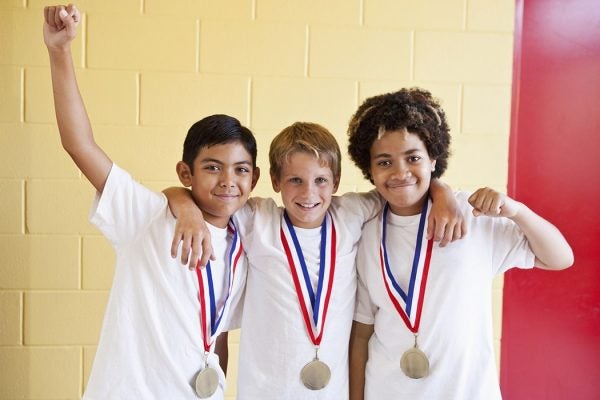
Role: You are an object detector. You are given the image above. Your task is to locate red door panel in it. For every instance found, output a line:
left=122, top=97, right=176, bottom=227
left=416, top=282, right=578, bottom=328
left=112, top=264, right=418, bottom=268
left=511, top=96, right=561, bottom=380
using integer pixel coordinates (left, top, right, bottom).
left=502, top=0, right=600, bottom=399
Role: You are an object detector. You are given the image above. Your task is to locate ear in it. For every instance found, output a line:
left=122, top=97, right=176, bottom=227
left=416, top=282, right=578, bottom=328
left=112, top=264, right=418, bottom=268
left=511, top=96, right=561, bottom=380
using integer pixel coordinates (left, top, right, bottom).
left=251, top=167, right=261, bottom=190
left=176, top=161, right=193, bottom=187
left=271, top=171, right=281, bottom=193
left=431, top=159, right=437, bottom=173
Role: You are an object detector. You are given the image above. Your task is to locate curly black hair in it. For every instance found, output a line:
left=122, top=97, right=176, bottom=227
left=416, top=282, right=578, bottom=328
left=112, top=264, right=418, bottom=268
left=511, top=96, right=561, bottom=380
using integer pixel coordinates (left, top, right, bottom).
left=347, top=87, right=450, bottom=183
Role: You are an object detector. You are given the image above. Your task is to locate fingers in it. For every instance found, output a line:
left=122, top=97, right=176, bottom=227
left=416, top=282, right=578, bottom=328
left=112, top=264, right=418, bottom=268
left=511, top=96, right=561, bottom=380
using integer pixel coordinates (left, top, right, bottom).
left=469, top=187, right=504, bottom=217
left=170, top=231, right=181, bottom=259
left=44, top=6, right=58, bottom=28
left=171, top=221, right=216, bottom=271
left=44, top=4, right=80, bottom=34
left=55, top=6, right=65, bottom=27
left=66, top=4, right=81, bottom=23
left=426, top=213, right=434, bottom=241
left=197, top=234, right=214, bottom=271
left=64, top=4, right=81, bottom=29
left=428, top=215, right=467, bottom=247
left=170, top=228, right=193, bottom=267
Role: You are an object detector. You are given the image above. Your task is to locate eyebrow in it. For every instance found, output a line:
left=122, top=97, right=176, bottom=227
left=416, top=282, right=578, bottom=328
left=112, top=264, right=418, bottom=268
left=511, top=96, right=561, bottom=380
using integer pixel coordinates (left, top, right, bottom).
left=372, top=148, right=422, bottom=159
left=199, top=158, right=252, bottom=166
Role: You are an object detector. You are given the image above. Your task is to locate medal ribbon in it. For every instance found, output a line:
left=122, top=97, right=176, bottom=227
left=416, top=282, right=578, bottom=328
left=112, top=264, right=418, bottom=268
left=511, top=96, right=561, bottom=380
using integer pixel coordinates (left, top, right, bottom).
left=380, top=199, right=433, bottom=334
left=280, top=212, right=336, bottom=345
left=196, top=220, right=243, bottom=352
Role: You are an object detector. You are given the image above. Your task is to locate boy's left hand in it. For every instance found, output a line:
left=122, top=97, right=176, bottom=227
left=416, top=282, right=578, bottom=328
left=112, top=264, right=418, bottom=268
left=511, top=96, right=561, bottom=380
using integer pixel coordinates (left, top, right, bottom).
left=468, top=187, right=522, bottom=218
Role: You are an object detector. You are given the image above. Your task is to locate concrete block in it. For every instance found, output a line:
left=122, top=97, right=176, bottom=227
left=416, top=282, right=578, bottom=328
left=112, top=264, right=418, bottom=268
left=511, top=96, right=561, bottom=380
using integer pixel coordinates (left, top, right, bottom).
left=310, top=26, right=412, bottom=80
left=0, top=346, right=81, bottom=399
left=24, top=291, right=108, bottom=345
left=0, top=234, right=80, bottom=289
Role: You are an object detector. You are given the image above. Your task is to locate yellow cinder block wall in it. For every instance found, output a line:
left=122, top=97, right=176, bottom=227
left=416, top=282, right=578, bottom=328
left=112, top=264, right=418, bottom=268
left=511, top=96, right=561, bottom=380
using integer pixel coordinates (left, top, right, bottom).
left=0, top=0, right=515, bottom=398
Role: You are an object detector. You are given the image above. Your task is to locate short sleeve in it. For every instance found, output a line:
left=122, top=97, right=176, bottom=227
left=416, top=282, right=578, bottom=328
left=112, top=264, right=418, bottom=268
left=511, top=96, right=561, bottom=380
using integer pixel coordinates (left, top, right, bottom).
left=354, top=265, right=377, bottom=325
left=336, top=190, right=383, bottom=226
left=490, top=218, right=536, bottom=274
left=89, top=164, right=167, bottom=247
left=353, top=220, right=379, bottom=325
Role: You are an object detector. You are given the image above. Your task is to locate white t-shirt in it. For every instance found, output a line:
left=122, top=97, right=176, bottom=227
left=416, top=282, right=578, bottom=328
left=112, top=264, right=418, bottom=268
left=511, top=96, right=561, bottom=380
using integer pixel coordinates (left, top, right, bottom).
left=83, top=164, right=246, bottom=400
left=232, top=192, right=381, bottom=400
left=354, top=192, right=535, bottom=400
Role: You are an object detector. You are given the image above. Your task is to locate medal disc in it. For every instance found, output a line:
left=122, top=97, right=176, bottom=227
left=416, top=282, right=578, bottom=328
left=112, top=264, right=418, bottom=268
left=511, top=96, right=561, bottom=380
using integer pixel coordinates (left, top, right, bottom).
left=194, top=366, right=219, bottom=398
left=400, top=347, right=429, bottom=379
left=300, top=359, right=331, bottom=390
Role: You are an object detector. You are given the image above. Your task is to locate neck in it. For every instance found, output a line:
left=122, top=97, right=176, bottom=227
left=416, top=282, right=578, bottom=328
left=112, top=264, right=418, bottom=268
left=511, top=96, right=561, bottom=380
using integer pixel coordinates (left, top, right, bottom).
left=202, top=213, right=229, bottom=229
left=388, top=194, right=428, bottom=216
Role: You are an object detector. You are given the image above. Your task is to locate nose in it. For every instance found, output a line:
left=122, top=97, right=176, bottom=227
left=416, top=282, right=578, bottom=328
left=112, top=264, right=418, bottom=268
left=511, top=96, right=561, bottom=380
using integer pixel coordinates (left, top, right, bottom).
left=219, top=170, right=235, bottom=187
left=391, top=161, right=411, bottom=179
left=298, top=181, right=314, bottom=196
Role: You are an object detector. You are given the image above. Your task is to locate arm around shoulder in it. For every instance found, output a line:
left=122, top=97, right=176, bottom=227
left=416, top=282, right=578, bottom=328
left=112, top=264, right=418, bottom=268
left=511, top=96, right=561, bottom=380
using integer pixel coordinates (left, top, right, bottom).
left=428, top=179, right=467, bottom=246
left=163, top=186, right=214, bottom=270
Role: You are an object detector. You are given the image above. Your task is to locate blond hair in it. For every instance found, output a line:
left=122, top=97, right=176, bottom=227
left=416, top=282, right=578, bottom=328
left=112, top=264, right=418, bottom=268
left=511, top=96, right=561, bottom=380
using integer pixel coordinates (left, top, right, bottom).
left=269, top=122, right=341, bottom=181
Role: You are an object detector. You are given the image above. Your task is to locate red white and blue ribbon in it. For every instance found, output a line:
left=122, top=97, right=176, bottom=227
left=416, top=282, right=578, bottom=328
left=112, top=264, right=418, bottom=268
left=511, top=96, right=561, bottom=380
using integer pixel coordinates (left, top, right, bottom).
left=280, top=212, right=337, bottom=346
left=380, top=200, right=433, bottom=334
left=196, top=220, right=243, bottom=353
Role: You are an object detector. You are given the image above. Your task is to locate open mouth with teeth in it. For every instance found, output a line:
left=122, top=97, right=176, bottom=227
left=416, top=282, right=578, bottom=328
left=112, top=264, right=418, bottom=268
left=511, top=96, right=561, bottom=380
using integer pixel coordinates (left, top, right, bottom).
left=297, top=202, right=320, bottom=209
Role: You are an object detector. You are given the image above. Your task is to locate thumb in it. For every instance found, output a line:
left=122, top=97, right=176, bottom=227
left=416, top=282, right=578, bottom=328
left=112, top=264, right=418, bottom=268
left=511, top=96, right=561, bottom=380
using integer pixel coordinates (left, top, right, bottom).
left=59, top=6, right=80, bottom=37
left=426, top=214, right=434, bottom=240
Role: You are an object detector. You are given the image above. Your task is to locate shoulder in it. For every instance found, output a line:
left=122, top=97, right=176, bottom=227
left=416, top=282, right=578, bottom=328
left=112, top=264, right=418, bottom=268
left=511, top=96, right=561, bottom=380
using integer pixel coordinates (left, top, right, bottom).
left=100, top=163, right=166, bottom=206
left=234, top=196, right=282, bottom=227
left=330, top=190, right=383, bottom=221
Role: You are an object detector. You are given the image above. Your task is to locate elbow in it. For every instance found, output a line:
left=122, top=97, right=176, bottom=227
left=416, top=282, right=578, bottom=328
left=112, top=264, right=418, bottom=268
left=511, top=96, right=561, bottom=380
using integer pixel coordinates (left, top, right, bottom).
left=560, top=249, right=575, bottom=270
left=538, top=249, right=575, bottom=271
left=61, top=138, right=77, bottom=156
left=558, top=245, right=575, bottom=270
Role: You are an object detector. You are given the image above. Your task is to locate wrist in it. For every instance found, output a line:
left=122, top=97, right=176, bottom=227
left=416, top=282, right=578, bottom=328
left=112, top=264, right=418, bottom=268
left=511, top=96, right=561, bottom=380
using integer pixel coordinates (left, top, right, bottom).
left=507, top=201, right=526, bottom=220
left=47, top=45, right=73, bottom=56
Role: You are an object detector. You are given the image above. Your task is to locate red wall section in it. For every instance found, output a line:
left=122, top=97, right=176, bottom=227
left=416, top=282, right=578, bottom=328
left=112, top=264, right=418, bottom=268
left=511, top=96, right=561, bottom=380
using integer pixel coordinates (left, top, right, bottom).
left=502, top=0, right=600, bottom=398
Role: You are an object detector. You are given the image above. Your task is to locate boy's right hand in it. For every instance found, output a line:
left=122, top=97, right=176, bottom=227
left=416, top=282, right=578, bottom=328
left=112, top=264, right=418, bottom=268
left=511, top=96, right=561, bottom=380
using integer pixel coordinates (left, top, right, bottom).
left=43, top=4, right=80, bottom=51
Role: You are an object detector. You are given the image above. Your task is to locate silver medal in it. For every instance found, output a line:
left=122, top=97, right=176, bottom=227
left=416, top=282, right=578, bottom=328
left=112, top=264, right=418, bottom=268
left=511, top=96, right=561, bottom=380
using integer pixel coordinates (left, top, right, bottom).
left=194, top=366, right=219, bottom=398
left=300, top=358, right=331, bottom=390
left=400, top=334, right=429, bottom=379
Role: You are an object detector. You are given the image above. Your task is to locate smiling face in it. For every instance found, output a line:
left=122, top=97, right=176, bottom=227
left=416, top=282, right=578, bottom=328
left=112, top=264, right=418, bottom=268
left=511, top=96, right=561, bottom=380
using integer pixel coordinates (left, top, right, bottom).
left=369, top=129, right=436, bottom=216
left=177, top=141, right=259, bottom=228
left=271, top=151, right=339, bottom=229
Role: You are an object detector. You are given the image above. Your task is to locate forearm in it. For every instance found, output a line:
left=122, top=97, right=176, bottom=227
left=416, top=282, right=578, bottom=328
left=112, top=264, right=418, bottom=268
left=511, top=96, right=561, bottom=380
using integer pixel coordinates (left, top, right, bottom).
left=163, top=186, right=199, bottom=218
left=429, top=178, right=452, bottom=200
left=349, top=322, right=372, bottom=400
left=511, top=204, right=574, bottom=270
left=215, top=332, right=229, bottom=375
left=48, top=48, right=111, bottom=191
